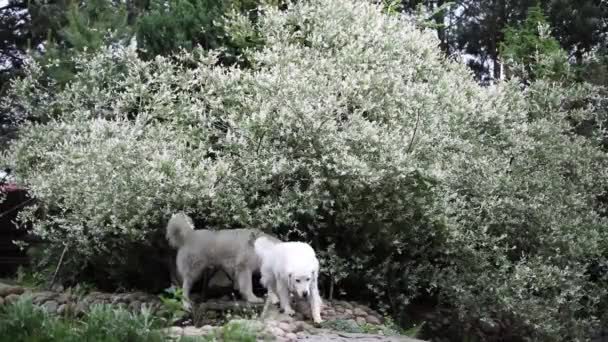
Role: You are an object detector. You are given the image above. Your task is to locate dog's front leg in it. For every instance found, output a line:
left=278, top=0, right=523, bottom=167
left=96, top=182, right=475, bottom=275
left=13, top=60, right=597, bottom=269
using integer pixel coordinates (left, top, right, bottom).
left=276, top=278, right=295, bottom=316
left=310, top=274, right=323, bottom=324
left=237, top=268, right=263, bottom=303
left=267, top=289, right=280, bottom=305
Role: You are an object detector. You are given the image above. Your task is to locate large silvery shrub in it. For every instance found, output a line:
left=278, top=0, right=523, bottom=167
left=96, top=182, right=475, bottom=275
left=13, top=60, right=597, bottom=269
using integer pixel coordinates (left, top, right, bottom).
left=3, top=0, right=608, bottom=340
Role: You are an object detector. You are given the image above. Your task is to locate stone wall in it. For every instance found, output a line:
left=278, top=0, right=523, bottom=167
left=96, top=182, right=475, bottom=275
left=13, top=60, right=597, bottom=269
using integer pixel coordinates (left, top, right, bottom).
left=0, top=282, right=426, bottom=342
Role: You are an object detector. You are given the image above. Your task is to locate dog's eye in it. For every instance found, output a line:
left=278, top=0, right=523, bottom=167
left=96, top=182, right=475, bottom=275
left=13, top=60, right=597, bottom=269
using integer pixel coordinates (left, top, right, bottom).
left=296, top=279, right=300, bottom=283
left=306, top=278, right=310, bottom=281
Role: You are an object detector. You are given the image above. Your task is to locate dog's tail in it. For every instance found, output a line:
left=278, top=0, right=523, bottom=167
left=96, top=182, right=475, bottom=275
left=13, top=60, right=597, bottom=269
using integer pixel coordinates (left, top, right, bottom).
left=166, top=212, right=194, bottom=249
left=254, top=236, right=277, bottom=261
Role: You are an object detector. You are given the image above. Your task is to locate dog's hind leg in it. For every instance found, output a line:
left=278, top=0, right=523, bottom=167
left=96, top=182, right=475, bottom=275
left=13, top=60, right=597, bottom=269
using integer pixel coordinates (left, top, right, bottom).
left=236, top=267, right=263, bottom=303
left=182, top=276, right=194, bottom=312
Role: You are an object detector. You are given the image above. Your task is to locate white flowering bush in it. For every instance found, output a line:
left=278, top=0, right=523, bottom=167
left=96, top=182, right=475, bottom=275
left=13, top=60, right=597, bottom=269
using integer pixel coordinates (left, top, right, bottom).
left=4, top=0, right=608, bottom=340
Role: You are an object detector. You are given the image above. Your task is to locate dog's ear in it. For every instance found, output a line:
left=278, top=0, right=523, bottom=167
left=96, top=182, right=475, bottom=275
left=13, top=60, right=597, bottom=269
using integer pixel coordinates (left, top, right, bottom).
left=311, top=270, right=319, bottom=289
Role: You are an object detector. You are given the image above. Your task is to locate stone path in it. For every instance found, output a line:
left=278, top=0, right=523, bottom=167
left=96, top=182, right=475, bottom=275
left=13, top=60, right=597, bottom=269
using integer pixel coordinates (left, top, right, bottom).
left=299, top=331, right=424, bottom=341
left=0, top=282, right=426, bottom=341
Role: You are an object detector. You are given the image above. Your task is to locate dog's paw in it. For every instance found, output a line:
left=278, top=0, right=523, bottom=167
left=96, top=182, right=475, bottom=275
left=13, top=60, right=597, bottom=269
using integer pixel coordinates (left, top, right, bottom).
left=284, top=307, right=296, bottom=316
left=182, top=300, right=193, bottom=312
left=268, top=293, right=280, bottom=305
left=247, top=296, right=264, bottom=304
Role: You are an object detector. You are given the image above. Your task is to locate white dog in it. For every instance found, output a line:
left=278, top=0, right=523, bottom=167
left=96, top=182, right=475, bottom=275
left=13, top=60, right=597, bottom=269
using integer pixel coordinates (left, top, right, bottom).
left=166, top=213, right=280, bottom=311
left=255, top=237, right=323, bottom=324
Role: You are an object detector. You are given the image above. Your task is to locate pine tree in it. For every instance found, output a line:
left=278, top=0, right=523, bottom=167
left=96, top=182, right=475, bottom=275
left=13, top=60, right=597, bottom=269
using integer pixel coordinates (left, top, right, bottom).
left=499, top=4, right=570, bottom=83
left=136, top=0, right=261, bottom=61
left=37, top=0, right=133, bottom=87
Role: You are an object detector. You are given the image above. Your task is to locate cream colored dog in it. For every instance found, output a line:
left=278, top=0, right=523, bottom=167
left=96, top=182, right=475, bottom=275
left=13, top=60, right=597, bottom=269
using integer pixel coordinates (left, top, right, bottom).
left=255, top=237, right=323, bottom=324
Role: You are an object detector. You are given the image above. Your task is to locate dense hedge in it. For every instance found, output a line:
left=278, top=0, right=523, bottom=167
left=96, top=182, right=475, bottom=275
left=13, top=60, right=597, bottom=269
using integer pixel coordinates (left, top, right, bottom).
left=3, top=1, right=608, bottom=340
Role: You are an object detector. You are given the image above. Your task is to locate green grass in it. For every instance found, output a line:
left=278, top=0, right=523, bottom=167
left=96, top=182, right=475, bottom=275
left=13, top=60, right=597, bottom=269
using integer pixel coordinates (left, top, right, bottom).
left=215, top=320, right=264, bottom=342
left=0, top=296, right=206, bottom=342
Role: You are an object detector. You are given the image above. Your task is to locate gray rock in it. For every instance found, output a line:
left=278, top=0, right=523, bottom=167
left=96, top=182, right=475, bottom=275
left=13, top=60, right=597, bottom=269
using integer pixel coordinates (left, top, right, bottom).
left=324, top=309, right=336, bottom=317
left=270, top=327, right=285, bottom=337
left=354, top=308, right=368, bottom=317
left=284, top=332, right=298, bottom=341
left=183, top=326, right=204, bottom=336
left=129, top=300, right=142, bottom=311
left=56, top=293, right=71, bottom=304
left=340, top=301, right=353, bottom=309
left=130, top=291, right=150, bottom=302
left=293, top=321, right=306, bottom=333
left=51, top=284, right=64, bottom=292
left=356, top=317, right=367, bottom=325
left=366, top=315, right=382, bottom=325
left=297, top=331, right=427, bottom=341
left=32, top=291, right=55, bottom=304
left=0, top=284, right=24, bottom=297
left=278, top=322, right=292, bottom=332
left=43, top=300, right=59, bottom=314
left=111, top=296, right=124, bottom=305
left=89, top=291, right=105, bottom=298
left=166, top=326, right=183, bottom=338
left=5, top=293, right=20, bottom=304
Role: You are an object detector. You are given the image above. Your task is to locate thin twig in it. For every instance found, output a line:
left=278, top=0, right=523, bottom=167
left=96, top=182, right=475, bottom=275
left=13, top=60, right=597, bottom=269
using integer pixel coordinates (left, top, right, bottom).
left=255, top=131, right=266, bottom=154
left=49, top=244, right=68, bottom=289
left=406, top=110, right=421, bottom=154
left=0, top=197, right=35, bottom=219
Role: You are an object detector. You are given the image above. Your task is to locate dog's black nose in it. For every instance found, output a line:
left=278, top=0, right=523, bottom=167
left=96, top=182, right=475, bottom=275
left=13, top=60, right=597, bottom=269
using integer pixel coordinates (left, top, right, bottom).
left=302, top=291, right=308, bottom=298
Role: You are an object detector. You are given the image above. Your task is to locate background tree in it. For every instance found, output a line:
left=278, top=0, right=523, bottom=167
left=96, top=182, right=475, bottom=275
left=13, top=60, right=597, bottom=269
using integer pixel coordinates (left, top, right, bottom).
left=38, top=0, right=133, bottom=87
left=396, top=0, right=608, bottom=83
left=499, top=4, right=570, bottom=83
left=544, top=0, right=607, bottom=64
left=136, top=0, right=266, bottom=63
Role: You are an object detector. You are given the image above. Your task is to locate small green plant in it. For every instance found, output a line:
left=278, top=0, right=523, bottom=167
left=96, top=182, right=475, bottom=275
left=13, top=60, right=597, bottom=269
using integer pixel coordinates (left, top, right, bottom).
left=214, top=320, right=264, bottom=342
left=402, top=322, right=425, bottom=338
left=158, top=285, right=187, bottom=323
left=320, top=317, right=418, bottom=336
left=15, top=266, right=45, bottom=288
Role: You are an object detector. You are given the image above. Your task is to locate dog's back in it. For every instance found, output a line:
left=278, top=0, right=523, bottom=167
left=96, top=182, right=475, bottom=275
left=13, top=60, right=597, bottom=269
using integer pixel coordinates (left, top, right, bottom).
left=184, top=228, right=258, bottom=266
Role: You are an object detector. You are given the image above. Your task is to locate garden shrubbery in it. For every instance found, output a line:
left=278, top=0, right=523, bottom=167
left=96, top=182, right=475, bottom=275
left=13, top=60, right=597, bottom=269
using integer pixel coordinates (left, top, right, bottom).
left=2, top=0, right=607, bottom=340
